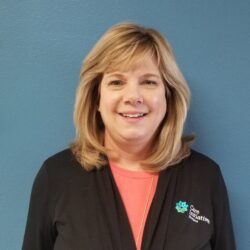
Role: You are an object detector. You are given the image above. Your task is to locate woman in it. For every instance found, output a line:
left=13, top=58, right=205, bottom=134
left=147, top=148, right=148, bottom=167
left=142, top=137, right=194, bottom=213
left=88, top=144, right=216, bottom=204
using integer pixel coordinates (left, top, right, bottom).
left=22, top=22, right=236, bottom=250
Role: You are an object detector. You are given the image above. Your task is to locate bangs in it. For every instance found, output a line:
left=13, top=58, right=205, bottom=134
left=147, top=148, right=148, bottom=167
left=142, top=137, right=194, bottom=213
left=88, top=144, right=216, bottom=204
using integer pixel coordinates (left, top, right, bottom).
left=103, top=42, right=160, bottom=73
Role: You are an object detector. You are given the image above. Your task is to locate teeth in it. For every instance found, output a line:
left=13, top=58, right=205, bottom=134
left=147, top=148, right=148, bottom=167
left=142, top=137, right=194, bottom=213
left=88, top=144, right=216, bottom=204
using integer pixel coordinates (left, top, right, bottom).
left=122, top=113, right=144, bottom=118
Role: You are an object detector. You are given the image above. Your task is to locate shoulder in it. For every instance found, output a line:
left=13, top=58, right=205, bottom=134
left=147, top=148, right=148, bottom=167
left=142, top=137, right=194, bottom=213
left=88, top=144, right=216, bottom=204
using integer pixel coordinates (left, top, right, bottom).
left=44, top=148, right=79, bottom=167
left=34, top=148, right=91, bottom=195
left=185, top=149, right=221, bottom=174
left=188, top=149, right=218, bottom=166
left=42, top=148, right=86, bottom=176
left=177, top=149, right=224, bottom=187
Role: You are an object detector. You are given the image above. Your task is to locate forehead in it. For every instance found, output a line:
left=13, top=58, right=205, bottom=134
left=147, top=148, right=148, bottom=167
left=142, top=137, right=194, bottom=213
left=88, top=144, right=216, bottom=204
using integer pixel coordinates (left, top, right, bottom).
left=105, top=52, right=160, bottom=75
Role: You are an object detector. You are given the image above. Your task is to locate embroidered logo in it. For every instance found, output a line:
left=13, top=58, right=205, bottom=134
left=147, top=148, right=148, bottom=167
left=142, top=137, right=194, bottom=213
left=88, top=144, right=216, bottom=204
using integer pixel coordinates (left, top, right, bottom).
left=175, top=201, right=189, bottom=213
left=175, top=201, right=210, bottom=224
left=188, top=205, right=210, bottom=224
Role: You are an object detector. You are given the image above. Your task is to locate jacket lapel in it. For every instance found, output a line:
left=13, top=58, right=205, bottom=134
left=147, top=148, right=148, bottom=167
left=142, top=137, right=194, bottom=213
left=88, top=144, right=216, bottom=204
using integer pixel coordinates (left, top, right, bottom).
left=142, top=164, right=180, bottom=250
left=96, top=165, right=136, bottom=250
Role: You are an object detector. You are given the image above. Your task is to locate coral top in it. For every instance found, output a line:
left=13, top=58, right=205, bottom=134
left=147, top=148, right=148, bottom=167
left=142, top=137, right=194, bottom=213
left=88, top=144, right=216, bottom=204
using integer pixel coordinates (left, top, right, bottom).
left=109, top=162, right=159, bottom=250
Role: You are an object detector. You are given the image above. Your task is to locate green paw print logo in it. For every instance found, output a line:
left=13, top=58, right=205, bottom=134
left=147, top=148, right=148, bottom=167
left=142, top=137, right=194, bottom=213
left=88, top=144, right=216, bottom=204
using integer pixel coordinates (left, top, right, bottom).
left=175, top=201, right=189, bottom=213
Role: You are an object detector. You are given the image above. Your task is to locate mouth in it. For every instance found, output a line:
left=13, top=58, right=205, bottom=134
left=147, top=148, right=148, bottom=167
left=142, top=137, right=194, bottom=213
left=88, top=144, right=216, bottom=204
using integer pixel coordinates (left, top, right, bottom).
left=119, top=113, right=147, bottom=118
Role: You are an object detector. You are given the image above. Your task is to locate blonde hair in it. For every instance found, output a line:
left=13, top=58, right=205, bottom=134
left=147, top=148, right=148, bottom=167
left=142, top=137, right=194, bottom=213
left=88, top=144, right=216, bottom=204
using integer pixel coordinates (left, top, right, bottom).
left=70, top=22, right=194, bottom=172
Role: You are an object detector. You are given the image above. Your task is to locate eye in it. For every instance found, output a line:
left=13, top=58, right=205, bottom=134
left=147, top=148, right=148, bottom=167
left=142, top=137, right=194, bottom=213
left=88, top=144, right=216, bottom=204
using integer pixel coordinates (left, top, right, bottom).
left=143, top=80, right=157, bottom=85
left=108, top=80, right=123, bottom=86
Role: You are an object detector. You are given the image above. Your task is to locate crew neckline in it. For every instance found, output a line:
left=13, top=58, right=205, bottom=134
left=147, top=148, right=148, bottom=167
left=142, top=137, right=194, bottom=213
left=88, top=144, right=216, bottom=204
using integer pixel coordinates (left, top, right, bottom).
left=109, top=161, right=158, bottom=179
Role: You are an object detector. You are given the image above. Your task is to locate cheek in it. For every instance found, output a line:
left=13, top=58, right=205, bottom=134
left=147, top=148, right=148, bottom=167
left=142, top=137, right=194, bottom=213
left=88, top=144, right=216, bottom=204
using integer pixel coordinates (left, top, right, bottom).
left=151, top=93, right=167, bottom=112
left=99, top=93, right=119, bottom=113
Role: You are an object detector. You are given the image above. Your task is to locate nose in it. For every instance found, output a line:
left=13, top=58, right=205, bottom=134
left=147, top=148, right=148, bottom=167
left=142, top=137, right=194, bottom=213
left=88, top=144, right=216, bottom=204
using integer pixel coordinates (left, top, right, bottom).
left=126, top=96, right=143, bottom=105
left=123, top=83, right=143, bottom=105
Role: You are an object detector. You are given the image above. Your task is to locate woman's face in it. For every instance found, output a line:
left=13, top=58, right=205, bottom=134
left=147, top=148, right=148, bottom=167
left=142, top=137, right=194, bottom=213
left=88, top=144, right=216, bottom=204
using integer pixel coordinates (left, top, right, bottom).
left=98, top=54, right=167, bottom=150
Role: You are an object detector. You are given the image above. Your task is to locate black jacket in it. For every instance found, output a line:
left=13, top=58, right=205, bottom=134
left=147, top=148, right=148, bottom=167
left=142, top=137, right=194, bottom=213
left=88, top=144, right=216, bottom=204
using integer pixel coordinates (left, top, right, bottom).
left=22, top=149, right=236, bottom=250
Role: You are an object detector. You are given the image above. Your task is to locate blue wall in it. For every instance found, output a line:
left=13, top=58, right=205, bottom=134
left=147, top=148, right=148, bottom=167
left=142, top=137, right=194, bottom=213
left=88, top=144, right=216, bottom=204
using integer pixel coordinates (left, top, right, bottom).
left=1, top=0, right=249, bottom=249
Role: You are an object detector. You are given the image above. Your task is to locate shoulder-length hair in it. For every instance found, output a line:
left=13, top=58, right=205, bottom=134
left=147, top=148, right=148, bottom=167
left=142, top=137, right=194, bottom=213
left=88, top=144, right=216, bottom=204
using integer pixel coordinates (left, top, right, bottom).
left=70, top=22, right=194, bottom=172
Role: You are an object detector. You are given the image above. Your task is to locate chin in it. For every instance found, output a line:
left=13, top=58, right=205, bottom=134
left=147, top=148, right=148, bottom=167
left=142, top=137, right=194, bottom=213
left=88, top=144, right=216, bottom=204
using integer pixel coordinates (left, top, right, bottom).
left=121, top=133, right=148, bottom=142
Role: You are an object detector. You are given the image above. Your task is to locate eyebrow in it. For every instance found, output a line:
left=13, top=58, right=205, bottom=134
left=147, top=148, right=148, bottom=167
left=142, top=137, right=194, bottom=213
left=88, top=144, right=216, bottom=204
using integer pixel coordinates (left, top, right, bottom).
left=141, top=73, right=161, bottom=78
left=105, top=72, right=161, bottom=78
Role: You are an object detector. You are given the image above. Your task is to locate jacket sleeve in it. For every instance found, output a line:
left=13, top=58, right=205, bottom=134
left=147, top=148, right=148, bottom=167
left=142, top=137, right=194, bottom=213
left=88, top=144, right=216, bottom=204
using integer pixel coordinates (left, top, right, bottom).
left=211, top=166, right=236, bottom=250
left=22, top=163, right=56, bottom=250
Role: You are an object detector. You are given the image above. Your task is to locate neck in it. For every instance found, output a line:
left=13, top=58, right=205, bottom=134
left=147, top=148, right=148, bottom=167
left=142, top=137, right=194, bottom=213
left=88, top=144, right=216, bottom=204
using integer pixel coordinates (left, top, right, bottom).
left=104, top=134, right=152, bottom=171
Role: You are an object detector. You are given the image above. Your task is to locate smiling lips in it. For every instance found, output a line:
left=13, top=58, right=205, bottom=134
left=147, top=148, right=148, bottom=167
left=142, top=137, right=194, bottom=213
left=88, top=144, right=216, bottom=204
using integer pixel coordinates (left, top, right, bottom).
left=119, top=112, right=147, bottom=118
